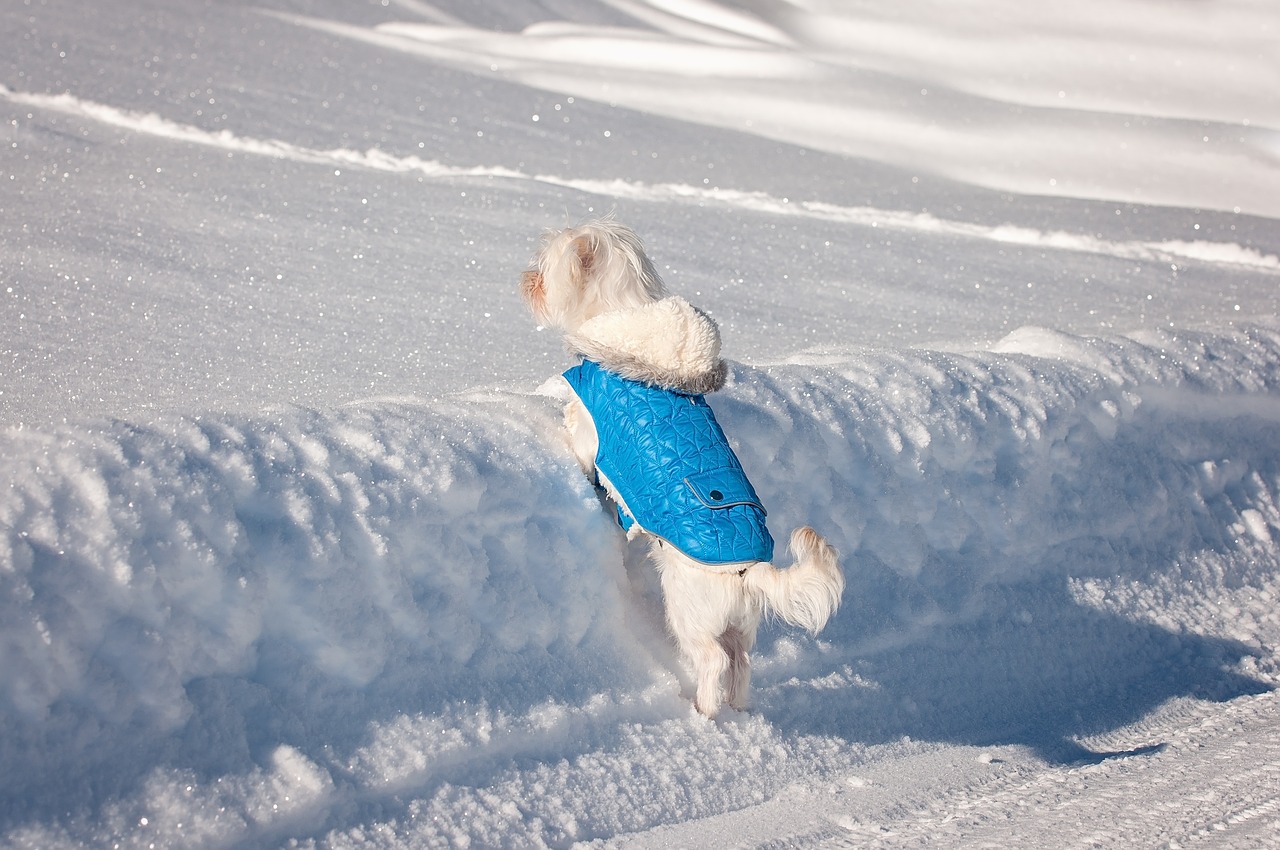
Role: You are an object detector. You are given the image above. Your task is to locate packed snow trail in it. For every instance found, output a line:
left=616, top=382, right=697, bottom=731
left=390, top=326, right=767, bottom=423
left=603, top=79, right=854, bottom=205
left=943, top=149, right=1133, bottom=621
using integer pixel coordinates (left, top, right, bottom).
left=623, top=691, right=1280, bottom=849
left=818, top=690, right=1280, bottom=849
left=2, top=324, right=1278, bottom=847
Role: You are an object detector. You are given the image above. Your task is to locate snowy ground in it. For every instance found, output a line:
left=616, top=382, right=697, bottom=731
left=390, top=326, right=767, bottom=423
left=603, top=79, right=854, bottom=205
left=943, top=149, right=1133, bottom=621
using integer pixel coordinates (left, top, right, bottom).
left=2, top=0, right=1279, bottom=847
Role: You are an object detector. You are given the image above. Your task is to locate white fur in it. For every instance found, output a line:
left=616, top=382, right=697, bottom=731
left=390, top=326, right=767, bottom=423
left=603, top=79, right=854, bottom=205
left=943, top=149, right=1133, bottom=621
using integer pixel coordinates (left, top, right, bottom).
left=523, top=218, right=845, bottom=718
left=522, top=217, right=669, bottom=331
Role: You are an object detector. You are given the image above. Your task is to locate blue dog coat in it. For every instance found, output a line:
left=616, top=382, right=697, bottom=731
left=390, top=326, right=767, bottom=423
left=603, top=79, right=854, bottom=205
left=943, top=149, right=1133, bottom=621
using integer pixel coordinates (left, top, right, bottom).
left=564, top=358, right=774, bottom=567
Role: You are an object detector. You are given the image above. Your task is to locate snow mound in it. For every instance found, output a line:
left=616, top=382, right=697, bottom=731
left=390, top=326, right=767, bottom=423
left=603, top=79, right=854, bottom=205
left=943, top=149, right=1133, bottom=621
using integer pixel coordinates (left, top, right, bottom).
left=0, top=397, right=637, bottom=812
left=2, top=325, right=1279, bottom=846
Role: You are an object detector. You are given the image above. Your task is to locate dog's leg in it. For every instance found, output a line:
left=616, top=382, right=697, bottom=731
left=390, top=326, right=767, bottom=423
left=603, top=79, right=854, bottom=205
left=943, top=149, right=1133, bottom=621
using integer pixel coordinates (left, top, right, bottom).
left=665, top=600, right=729, bottom=717
left=563, top=399, right=599, bottom=479
left=721, top=625, right=755, bottom=712
left=655, top=544, right=740, bottom=717
left=690, top=636, right=731, bottom=718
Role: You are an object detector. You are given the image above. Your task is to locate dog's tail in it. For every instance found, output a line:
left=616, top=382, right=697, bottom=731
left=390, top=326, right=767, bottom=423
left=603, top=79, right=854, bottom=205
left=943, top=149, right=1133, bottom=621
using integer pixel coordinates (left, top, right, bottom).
left=742, top=527, right=844, bottom=634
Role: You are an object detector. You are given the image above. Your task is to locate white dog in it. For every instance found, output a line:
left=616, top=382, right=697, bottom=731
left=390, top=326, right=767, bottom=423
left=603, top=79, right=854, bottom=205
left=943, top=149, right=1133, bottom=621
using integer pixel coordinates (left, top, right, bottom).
left=521, top=218, right=844, bottom=718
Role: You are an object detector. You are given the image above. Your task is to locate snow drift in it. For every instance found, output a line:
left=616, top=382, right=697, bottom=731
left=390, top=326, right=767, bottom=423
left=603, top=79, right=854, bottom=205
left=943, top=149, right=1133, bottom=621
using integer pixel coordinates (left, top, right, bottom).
left=3, top=323, right=1278, bottom=847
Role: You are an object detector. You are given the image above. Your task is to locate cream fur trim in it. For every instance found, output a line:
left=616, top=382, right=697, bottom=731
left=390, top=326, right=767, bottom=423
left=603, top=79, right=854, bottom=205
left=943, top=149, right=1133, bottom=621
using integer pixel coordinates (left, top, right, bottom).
left=565, top=297, right=727, bottom=394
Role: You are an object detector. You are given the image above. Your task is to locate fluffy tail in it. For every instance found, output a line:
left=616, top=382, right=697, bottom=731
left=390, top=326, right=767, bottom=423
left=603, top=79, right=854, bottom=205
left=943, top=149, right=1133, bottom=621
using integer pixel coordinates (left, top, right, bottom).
left=743, top=527, right=844, bottom=634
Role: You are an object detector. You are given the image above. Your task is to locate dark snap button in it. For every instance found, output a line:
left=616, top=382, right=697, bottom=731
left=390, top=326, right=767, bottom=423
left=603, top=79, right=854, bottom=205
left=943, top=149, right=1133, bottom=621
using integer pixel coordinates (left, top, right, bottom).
left=709, top=489, right=724, bottom=501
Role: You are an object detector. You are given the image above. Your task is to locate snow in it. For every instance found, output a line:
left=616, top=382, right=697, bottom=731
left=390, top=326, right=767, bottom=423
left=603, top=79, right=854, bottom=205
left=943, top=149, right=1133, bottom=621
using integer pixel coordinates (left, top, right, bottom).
left=1, top=0, right=1279, bottom=847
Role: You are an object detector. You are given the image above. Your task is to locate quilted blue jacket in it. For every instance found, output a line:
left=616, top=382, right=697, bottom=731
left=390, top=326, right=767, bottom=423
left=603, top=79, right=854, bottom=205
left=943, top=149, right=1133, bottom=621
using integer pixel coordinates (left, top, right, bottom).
left=563, top=358, right=775, bottom=566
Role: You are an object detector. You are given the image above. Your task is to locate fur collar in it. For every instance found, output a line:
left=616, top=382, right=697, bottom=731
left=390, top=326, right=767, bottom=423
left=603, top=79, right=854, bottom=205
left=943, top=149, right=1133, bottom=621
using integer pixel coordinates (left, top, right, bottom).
left=565, top=296, right=728, bottom=394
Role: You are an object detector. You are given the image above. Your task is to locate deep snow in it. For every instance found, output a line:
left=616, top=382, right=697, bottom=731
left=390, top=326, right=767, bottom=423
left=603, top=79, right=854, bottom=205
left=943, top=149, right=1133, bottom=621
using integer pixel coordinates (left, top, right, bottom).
left=2, top=0, right=1279, bottom=847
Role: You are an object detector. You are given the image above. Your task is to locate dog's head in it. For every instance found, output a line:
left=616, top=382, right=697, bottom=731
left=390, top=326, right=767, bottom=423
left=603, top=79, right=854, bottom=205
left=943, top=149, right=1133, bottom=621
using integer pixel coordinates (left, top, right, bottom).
left=520, top=218, right=669, bottom=332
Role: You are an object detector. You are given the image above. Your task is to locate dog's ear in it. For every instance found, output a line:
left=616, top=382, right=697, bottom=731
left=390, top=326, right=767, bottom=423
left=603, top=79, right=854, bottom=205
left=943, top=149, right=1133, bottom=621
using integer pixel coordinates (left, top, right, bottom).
left=571, top=234, right=596, bottom=284
left=520, top=270, right=545, bottom=310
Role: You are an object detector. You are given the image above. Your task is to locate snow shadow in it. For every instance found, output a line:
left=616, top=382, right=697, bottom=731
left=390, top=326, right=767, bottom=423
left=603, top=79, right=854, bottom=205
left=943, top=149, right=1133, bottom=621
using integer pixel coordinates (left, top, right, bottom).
left=763, top=575, right=1270, bottom=763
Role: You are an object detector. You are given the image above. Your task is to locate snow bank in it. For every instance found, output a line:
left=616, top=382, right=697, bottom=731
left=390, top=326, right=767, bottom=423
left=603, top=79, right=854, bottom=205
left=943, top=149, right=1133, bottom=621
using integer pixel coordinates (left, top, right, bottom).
left=2, top=324, right=1278, bottom=846
left=0, top=396, right=637, bottom=816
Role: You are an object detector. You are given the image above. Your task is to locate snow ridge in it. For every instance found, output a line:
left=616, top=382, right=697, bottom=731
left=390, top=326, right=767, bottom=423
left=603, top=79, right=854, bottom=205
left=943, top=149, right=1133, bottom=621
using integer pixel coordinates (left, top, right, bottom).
left=4, top=82, right=1276, bottom=275
left=2, top=325, right=1278, bottom=847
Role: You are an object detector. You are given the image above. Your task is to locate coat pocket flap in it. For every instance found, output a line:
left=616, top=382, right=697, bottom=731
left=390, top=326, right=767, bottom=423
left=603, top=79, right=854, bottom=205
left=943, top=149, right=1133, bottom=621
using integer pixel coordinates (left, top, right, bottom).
left=683, top=469, right=766, bottom=512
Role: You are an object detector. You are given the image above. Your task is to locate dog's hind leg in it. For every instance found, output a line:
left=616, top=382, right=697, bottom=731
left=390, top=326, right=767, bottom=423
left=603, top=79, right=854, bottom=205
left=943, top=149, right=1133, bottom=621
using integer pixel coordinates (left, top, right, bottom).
left=658, top=570, right=728, bottom=717
left=721, top=626, right=753, bottom=711
left=654, top=545, right=741, bottom=717
left=686, top=634, right=730, bottom=718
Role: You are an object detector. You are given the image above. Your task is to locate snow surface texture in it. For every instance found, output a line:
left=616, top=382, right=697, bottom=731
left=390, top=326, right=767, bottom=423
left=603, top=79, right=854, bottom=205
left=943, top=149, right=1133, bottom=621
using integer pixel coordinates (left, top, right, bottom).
left=2, top=0, right=1279, bottom=847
